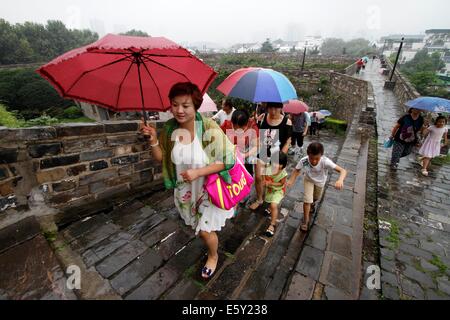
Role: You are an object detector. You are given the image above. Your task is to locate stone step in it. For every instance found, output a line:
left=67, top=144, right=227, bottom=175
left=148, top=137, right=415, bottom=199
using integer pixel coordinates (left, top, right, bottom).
left=160, top=207, right=268, bottom=300
left=194, top=221, right=270, bottom=300
left=237, top=220, right=299, bottom=299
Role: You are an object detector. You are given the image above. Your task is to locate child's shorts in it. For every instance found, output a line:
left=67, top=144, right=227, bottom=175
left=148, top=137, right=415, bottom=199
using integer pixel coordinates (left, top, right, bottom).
left=303, top=178, right=324, bottom=204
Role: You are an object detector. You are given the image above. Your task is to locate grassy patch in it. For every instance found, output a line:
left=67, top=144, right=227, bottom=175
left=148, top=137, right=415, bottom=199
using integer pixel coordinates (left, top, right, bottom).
left=183, top=264, right=197, bottom=279
left=224, top=252, right=236, bottom=261
left=192, top=279, right=208, bottom=292
left=429, top=255, right=448, bottom=274
left=0, top=104, right=24, bottom=127
left=324, top=117, right=347, bottom=136
left=431, top=154, right=450, bottom=166
left=386, top=219, right=400, bottom=249
left=43, top=230, right=58, bottom=243
left=56, top=116, right=96, bottom=123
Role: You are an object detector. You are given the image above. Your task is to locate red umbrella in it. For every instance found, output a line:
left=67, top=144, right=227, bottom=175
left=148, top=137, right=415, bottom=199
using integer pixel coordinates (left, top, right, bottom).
left=283, top=99, right=309, bottom=114
left=37, top=34, right=217, bottom=122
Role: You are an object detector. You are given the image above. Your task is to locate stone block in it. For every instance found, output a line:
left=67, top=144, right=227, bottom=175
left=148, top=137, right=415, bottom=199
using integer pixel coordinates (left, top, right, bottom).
left=52, top=179, right=77, bottom=192
left=295, top=245, right=324, bottom=281
left=324, top=286, right=352, bottom=300
left=0, top=195, right=17, bottom=211
left=36, top=168, right=66, bottom=184
left=0, top=216, right=41, bottom=253
left=27, top=143, right=61, bottom=158
left=78, top=169, right=118, bottom=186
left=66, top=164, right=87, bottom=176
left=63, top=137, right=107, bottom=153
left=49, top=186, right=89, bottom=204
left=96, top=240, right=148, bottom=278
left=80, top=149, right=114, bottom=162
left=285, top=273, right=316, bottom=300
left=133, top=160, right=154, bottom=172
left=104, top=121, right=139, bottom=133
left=118, top=165, right=133, bottom=176
left=321, top=252, right=353, bottom=295
left=40, top=154, right=80, bottom=169
left=15, top=127, right=57, bottom=141
left=0, top=148, right=18, bottom=164
left=328, top=231, right=352, bottom=259
left=111, top=154, right=139, bottom=166
left=0, top=181, right=14, bottom=196
left=95, top=184, right=130, bottom=200
left=0, top=167, right=8, bottom=180
left=89, top=181, right=108, bottom=194
left=107, top=135, right=139, bottom=147
left=400, top=277, right=425, bottom=299
left=89, top=160, right=109, bottom=171
left=56, top=123, right=104, bottom=137
left=114, top=145, right=133, bottom=156
left=110, top=248, right=163, bottom=296
left=305, top=225, right=327, bottom=251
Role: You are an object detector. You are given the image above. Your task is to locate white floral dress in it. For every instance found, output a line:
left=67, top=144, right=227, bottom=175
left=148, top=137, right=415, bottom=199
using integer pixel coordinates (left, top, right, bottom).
left=171, top=135, right=234, bottom=235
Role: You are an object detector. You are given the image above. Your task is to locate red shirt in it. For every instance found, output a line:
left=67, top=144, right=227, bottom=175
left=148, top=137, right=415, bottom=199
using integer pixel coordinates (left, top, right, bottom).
left=220, top=119, right=259, bottom=154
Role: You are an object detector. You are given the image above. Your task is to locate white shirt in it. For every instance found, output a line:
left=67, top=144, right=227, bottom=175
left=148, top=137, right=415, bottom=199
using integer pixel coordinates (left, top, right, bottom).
left=295, top=156, right=337, bottom=187
left=212, top=108, right=235, bottom=125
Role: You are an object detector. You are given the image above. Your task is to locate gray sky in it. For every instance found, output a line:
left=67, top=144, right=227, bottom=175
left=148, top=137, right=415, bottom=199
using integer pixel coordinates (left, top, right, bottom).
left=2, top=0, right=449, bottom=46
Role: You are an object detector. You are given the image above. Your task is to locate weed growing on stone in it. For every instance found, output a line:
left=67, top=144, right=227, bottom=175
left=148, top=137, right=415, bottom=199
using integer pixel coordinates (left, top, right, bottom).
left=224, top=252, right=236, bottom=261
left=43, top=230, right=57, bottom=242
left=431, top=154, right=450, bottom=166
left=386, top=219, right=400, bottom=249
left=429, top=255, right=447, bottom=275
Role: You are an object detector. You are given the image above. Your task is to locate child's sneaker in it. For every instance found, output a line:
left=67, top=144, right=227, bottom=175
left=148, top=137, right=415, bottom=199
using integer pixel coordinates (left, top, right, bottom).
left=421, top=169, right=428, bottom=176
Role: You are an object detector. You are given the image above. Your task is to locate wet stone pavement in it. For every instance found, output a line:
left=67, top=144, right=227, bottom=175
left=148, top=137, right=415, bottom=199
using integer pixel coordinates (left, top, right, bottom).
left=53, top=132, right=344, bottom=300
left=361, top=60, right=450, bottom=300
left=0, top=216, right=77, bottom=300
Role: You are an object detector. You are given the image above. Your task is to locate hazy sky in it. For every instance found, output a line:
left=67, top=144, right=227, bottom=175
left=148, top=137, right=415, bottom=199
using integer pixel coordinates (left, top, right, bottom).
left=2, top=0, right=449, bottom=46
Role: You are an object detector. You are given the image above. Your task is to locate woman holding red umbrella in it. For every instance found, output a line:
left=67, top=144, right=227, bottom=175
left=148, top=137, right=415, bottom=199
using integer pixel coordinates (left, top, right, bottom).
left=141, top=82, right=236, bottom=279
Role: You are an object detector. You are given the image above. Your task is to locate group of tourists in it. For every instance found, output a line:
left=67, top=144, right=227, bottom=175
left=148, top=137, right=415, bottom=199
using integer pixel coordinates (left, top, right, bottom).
left=140, top=82, right=348, bottom=279
left=388, top=108, right=449, bottom=176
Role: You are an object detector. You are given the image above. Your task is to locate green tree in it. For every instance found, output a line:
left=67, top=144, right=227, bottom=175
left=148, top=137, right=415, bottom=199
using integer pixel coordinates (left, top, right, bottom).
left=345, top=38, right=372, bottom=56
left=261, top=38, right=277, bottom=52
left=0, top=68, right=72, bottom=119
left=0, top=19, right=34, bottom=64
left=402, top=49, right=445, bottom=73
left=120, top=29, right=149, bottom=37
left=320, top=38, right=346, bottom=56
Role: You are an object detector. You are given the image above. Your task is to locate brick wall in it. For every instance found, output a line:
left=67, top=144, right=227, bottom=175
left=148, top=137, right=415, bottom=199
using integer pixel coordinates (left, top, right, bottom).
left=0, top=121, right=163, bottom=221
left=280, top=70, right=368, bottom=124
left=384, top=59, right=420, bottom=109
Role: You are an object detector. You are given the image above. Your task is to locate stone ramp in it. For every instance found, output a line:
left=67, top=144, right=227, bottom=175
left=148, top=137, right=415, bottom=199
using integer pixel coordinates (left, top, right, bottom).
left=363, top=60, right=450, bottom=299
left=0, top=216, right=77, bottom=300
left=56, top=132, right=344, bottom=300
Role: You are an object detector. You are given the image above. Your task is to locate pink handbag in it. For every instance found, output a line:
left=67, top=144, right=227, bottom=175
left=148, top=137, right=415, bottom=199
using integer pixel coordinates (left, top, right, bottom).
left=204, top=151, right=254, bottom=210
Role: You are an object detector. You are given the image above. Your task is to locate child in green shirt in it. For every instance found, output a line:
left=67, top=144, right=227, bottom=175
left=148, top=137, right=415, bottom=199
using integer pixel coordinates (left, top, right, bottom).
left=264, top=152, right=288, bottom=237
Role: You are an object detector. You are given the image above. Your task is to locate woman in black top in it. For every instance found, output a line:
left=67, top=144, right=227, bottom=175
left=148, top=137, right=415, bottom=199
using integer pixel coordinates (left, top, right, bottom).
left=248, top=102, right=292, bottom=210
left=389, top=107, right=426, bottom=169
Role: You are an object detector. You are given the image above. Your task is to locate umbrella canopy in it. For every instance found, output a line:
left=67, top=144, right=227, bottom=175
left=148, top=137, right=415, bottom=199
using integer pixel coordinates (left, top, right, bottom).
left=198, top=93, right=217, bottom=113
left=405, top=96, right=450, bottom=113
left=283, top=99, right=309, bottom=114
left=309, top=111, right=326, bottom=120
left=318, top=109, right=332, bottom=117
left=37, top=34, right=217, bottom=119
left=217, top=67, right=297, bottom=103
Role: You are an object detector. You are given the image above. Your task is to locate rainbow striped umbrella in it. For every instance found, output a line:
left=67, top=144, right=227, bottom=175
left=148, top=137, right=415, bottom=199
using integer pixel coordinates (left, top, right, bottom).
left=217, top=67, right=297, bottom=103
